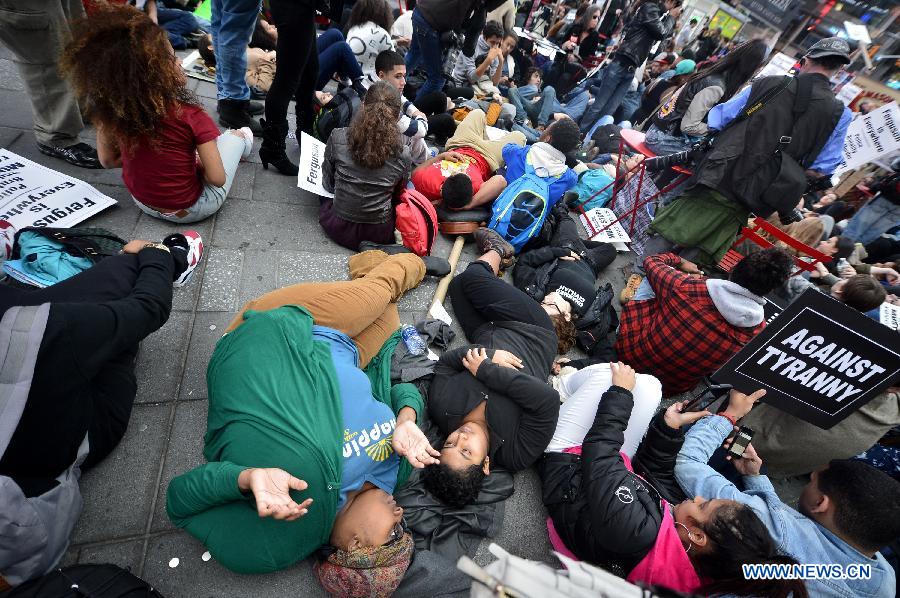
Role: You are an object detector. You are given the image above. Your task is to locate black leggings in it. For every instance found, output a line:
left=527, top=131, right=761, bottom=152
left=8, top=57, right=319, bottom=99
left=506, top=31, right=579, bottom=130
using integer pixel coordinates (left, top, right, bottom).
left=265, top=0, right=318, bottom=132
left=552, top=214, right=617, bottom=275
left=449, top=260, right=554, bottom=342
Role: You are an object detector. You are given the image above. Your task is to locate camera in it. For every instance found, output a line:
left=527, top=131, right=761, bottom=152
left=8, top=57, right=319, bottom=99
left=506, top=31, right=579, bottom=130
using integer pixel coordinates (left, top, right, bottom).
left=778, top=209, right=804, bottom=225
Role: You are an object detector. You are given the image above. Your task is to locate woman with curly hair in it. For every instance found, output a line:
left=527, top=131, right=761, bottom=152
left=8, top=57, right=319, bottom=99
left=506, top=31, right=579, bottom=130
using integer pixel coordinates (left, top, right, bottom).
left=60, top=4, right=251, bottom=223
left=319, top=81, right=412, bottom=250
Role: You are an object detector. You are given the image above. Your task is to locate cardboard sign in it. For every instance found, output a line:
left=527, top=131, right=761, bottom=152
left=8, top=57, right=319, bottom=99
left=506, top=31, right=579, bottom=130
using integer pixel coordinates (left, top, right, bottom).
left=881, top=302, right=900, bottom=331
left=714, top=289, right=900, bottom=429
left=296, top=131, right=334, bottom=198
left=578, top=207, right=630, bottom=251
left=834, top=102, right=900, bottom=176
left=0, top=149, right=117, bottom=229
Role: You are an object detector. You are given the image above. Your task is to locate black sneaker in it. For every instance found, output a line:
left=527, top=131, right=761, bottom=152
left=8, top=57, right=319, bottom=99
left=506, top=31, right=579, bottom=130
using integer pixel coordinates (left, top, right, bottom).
left=357, top=241, right=451, bottom=277
left=247, top=100, right=264, bottom=116
left=37, top=142, right=102, bottom=169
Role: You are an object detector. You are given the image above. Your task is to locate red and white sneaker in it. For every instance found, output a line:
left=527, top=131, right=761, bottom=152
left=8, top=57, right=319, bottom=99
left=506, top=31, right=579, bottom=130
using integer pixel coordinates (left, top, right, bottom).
left=171, top=230, right=204, bottom=287
left=0, top=220, right=16, bottom=262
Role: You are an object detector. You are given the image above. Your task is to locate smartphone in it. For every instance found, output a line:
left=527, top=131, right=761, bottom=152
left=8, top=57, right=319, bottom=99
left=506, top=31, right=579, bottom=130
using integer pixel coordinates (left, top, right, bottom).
left=682, top=382, right=733, bottom=412
left=727, top=427, right=754, bottom=458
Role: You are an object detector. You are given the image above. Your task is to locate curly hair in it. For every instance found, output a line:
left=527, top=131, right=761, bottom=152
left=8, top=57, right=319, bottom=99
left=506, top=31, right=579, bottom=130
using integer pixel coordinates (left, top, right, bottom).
left=729, top=247, right=793, bottom=297
left=347, top=81, right=403, bottom=170
left=545, top=118, right=581, bottom=154
left=423, top=463, right=486, bottom=507
left=60, top=3, right=199, bottom=154
left=550, top=314, right=577, bottom=354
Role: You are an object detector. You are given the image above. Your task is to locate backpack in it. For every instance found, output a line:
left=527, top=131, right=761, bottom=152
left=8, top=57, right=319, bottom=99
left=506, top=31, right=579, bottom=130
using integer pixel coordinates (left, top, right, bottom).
left=314, top=87, right=361, bottom=142
left=568, top=168, right=616, bottom=212
left=488, top=164, right=553, bottom=253
left=590, top=123, right=623, bottom=154
left=8, top=564, right=165, bottom=597
left=12, top=227, right=126, bottom=264
left=395, top=188, right=438, bottom=256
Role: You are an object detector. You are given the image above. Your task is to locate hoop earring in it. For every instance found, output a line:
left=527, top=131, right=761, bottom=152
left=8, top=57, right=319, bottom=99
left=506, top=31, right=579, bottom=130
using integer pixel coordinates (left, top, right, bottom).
left=675, top=521, right=694, bottom=553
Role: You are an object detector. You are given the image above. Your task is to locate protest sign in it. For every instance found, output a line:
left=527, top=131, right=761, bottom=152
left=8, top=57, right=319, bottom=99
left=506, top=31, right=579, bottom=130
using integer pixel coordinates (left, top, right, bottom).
left=714, top=289, right=900, bottom=429
left=181, top=50, right=215, bottom=84
left=754, top=52, right=799, bottom=80
left=579, top=207, right=630, bottom=251
left=834, top=101, right=900, bottom=176
left=836, top=82, right=863, bottom=106
left=297, top=131, right=334, bottom=198
left=0, top=149, right=116, bottom=230
left=881, top=303, right=900, bottom=331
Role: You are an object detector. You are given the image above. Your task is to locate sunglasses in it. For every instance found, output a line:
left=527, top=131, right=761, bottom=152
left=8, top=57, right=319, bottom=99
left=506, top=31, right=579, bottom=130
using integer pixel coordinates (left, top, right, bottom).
left=384, top=520, right=407, bottom=547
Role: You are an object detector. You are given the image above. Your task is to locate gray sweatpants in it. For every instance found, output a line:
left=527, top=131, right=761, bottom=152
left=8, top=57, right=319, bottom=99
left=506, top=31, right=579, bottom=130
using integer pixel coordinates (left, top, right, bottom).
left=0, top=0, right=85, bottom=147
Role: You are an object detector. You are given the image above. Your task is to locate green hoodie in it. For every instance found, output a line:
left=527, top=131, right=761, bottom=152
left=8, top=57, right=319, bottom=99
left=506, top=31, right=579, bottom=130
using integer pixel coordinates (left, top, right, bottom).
left=165, top=306, right=421, bottom=574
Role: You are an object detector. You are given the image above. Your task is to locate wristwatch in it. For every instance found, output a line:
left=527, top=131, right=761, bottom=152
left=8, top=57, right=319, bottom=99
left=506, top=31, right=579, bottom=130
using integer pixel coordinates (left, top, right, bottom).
left=142, top=242, right=170, bottom=253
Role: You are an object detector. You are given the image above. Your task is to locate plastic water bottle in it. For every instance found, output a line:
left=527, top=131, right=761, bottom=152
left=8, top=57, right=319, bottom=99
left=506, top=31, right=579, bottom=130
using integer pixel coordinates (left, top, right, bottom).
left=400, top=325, right=427, bottom=356
left=837, top=258, right=850, bottom=271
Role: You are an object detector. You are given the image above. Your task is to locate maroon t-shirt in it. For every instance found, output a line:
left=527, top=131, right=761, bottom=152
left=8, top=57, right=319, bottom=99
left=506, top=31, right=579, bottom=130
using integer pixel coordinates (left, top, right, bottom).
left=122, top=103, right=220, bottom=211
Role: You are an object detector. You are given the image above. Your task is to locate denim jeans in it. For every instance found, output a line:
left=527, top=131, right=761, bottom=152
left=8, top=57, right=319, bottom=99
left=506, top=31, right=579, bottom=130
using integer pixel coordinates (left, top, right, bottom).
left=316, top=28, right=363, bottom=90
left=509, top=85, right=590, bottom=127
left=406, top=9, right=445, bottom=103
left=645, top=124, right=694, bottom=155
left=578, top=58, right=636, bottom=133
left=841, top=196, right=900, bottom=245
left=211, top=0, right=261, bottom=100
left=134, top=133, right=246, bottom=223
left=157, top=6, right=199, bottom=49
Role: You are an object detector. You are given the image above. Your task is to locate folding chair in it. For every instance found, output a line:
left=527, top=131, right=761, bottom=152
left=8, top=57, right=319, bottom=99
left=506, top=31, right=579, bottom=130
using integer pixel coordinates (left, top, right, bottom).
left=718, top=216, right=833, bottom=277
left=574, top=129, right=692, bottom=240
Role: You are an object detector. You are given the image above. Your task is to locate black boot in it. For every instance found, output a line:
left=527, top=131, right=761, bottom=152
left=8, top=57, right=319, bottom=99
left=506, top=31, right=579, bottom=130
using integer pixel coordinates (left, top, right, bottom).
left=259, top=118, right=298, bottom=176
left=217, top=99, right=262, bottom=136
left=357, top=241, right=452, bottom=277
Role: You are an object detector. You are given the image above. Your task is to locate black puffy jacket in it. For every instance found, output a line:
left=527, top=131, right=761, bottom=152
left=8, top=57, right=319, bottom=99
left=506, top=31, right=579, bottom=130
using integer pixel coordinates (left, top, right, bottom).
left=537, top=386, right=687, bottom=570
left=613, top=1, right=674, bottom=68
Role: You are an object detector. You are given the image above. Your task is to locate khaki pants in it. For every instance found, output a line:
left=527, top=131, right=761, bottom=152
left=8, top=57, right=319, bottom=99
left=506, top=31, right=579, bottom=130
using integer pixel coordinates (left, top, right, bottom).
left=245, top=47, right=276, bottom=92
left=487, top=0, right=516, bottom=34
left=446, top=108, right=526, bottom=172
left=226, top=251, right=425, bottom=368
left=0, top=0, right=85, bottom=147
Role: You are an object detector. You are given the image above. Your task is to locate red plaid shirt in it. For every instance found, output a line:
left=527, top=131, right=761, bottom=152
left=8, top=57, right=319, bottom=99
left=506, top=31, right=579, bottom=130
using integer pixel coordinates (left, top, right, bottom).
left=615, top=253, right=764, bottom=396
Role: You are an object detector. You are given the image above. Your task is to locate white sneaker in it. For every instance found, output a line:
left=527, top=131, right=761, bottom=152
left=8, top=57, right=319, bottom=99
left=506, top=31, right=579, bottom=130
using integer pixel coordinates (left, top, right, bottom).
left=234, top=127, right=253, bottom=159
left=0, top=219, right=16, bottom=262
left=173, top=230, right=204, bottom=287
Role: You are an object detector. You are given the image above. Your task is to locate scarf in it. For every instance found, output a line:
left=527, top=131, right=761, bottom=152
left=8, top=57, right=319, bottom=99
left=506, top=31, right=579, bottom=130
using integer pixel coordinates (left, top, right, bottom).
left=314, top=532, right=414, bottom=597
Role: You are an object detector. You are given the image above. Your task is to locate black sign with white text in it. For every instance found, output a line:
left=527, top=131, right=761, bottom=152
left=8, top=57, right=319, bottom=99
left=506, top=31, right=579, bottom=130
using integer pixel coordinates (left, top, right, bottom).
left=714, top=289, right=900, bottom=429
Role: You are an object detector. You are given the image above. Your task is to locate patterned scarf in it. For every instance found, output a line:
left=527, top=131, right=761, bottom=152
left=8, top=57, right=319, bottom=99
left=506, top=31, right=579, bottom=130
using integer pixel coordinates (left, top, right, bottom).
left=314, top=533, right=414, bottom=597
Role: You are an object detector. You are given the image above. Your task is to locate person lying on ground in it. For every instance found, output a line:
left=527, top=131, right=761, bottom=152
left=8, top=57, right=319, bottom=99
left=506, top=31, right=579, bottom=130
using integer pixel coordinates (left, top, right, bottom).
left=615, top=248, right=793, bottom=397
left=501, top=117, right=581, bottom=204
left=512, top=206, right=617, bottom=333
left=676, top=388, right=900, bottom=597
left=411, top=109, right=526, bottom=210
left=320, top=82, right=413, bottom=251
left=540, top=364, right=806, bottom=597
left=0, top=230, right=204, bottom=587
left=61, top=4, right=253, bottom=224
left=424, top=231, right=564, bottom=506
left=166, top=251, right=437, bottom=591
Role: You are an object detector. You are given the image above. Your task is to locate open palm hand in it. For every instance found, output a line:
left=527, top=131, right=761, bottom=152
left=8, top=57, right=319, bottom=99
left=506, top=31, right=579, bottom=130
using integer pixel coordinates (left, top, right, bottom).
left=246, top=468, right=313, bottom=521
left=392, top=421, right=441, bottom=468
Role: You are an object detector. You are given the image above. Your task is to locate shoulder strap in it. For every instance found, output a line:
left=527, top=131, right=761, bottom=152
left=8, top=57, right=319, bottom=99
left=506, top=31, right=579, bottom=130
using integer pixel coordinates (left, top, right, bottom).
left=0, top=304, right=50, bottom=458
left=728, top=76, right=795, bottom=128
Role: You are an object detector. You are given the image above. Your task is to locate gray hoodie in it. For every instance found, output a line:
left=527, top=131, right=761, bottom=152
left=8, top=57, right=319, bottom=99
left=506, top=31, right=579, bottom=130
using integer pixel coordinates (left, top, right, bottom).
left=705, top=279, right=766, bottom=328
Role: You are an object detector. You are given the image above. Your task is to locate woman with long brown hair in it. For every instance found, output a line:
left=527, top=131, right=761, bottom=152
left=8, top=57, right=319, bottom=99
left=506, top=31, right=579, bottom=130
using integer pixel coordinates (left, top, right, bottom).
left=60, top=3, right=251, bottom=223
left=320, top=81, right=412, bottom=250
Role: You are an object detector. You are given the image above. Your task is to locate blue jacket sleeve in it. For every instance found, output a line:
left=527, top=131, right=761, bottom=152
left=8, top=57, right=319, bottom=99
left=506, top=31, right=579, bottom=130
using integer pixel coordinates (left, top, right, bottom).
left=808, top=107, right=852, bottom=174
left=707, top=86, right=752, bottom=131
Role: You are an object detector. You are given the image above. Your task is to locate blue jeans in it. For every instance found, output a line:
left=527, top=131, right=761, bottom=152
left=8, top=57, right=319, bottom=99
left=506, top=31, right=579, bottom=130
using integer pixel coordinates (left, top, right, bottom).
left=316, top=28, right=363, bottom=90
left=509, top=85, right=590, bottom=127
left=632, top=277, right=656, bottom=301
left=407, top=9, right=445, bottom=103
left=579, top=59, right=636, bottom=133
left=211, top=0, right=261, bottom=100
left=644, top=124, right=695, bottom=155
left=157, top=7, right=199, bottom=50
left=842, top=195, right=900, bottom=245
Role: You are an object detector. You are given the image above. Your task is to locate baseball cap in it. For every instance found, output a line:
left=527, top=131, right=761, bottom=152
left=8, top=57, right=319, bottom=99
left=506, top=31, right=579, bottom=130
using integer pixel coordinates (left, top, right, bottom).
left=674, top=59, right=696, bottom=75
left=805, top=37, right=852, bottom=64
left=652, top=52, right=673, bottom=64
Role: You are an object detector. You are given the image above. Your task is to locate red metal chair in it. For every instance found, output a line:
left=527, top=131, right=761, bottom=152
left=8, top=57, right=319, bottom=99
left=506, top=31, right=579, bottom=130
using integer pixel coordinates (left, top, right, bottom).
left=576, top=129, right=692, bottom=239
left=718, top=216, right=833, bottom=277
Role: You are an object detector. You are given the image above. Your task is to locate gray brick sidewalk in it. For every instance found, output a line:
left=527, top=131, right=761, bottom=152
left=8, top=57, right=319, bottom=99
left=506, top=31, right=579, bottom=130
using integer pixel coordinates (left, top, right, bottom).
left=0, top=46, right=806, bottom=597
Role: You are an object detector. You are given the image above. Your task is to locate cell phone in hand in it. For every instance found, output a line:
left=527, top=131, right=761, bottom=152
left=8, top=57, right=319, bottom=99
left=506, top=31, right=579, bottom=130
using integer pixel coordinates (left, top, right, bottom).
left=682, top=382, right=733, bottom=412
left=727, top=427, right=754, bottom=458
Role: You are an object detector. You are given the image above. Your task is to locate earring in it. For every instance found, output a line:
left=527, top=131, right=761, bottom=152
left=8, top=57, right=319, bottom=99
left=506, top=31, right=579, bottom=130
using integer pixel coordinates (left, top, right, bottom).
left=675, top=521, right=694, bottom=553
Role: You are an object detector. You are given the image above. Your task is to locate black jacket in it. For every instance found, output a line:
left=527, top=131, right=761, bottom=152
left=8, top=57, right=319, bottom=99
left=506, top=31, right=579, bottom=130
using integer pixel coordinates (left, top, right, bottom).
left=416, top=0, right=505, bottom=34
left=428, top=321, right=559, bottom=472
left=692, top=73, right=844, bottom=219
left=537, top=387, right=687, bottom=569
left=613, top=1, right=674, bottom=68
left=651, top=73, right=724, bottom=136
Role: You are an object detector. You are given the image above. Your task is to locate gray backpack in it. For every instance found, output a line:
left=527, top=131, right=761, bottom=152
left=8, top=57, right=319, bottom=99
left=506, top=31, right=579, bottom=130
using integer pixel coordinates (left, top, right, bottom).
left=0, top=304, right=88, bottom=588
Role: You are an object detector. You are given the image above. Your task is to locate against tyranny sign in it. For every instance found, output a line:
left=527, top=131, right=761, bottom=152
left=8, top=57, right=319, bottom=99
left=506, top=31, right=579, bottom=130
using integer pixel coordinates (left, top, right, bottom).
left=714, top=289, right=900, bottom=429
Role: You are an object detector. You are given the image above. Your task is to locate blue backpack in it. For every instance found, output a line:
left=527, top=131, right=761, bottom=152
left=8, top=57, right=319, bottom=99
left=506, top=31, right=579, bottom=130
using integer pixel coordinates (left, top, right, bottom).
left=489, top=163, right=553, bottom=253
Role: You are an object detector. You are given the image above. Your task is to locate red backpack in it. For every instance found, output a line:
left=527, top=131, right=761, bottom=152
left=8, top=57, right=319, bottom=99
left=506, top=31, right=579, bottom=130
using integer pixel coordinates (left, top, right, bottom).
left=395, top=188, right=438, bottom=256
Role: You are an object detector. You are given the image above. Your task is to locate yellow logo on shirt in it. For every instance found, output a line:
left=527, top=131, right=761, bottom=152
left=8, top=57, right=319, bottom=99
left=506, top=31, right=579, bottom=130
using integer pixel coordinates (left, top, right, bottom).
left=343, top=419, right=396, bottom=461
left=438, top=157, right=474, bottom=177
left=365, top=437, right=394, bottom=462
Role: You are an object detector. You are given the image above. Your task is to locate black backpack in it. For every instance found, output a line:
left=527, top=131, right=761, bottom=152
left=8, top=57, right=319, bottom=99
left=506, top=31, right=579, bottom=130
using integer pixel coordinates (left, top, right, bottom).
left=314, top=87, right=361, bottom=142
left=9, top=564, right=165, bottom=597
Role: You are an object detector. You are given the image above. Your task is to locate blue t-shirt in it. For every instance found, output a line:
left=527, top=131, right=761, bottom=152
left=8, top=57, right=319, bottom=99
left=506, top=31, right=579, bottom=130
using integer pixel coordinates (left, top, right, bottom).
left=502, top=144, right=578, bottom=205
left=312, top=326, right=400, bottom=509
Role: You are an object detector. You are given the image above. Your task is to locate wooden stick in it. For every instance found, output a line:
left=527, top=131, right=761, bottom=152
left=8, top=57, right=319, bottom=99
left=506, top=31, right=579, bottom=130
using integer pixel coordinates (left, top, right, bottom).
left=430, top=235, right=465, bottom=314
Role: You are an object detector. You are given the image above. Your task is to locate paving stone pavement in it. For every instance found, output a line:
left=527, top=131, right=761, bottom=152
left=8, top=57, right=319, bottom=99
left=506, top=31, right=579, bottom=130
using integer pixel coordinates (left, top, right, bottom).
left=1, top=47, right=808, bottom=597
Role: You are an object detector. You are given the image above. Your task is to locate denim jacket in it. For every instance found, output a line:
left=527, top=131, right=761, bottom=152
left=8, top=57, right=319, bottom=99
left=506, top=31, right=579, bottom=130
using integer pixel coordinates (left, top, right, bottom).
left=675, top=415, right=896, bottom=598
